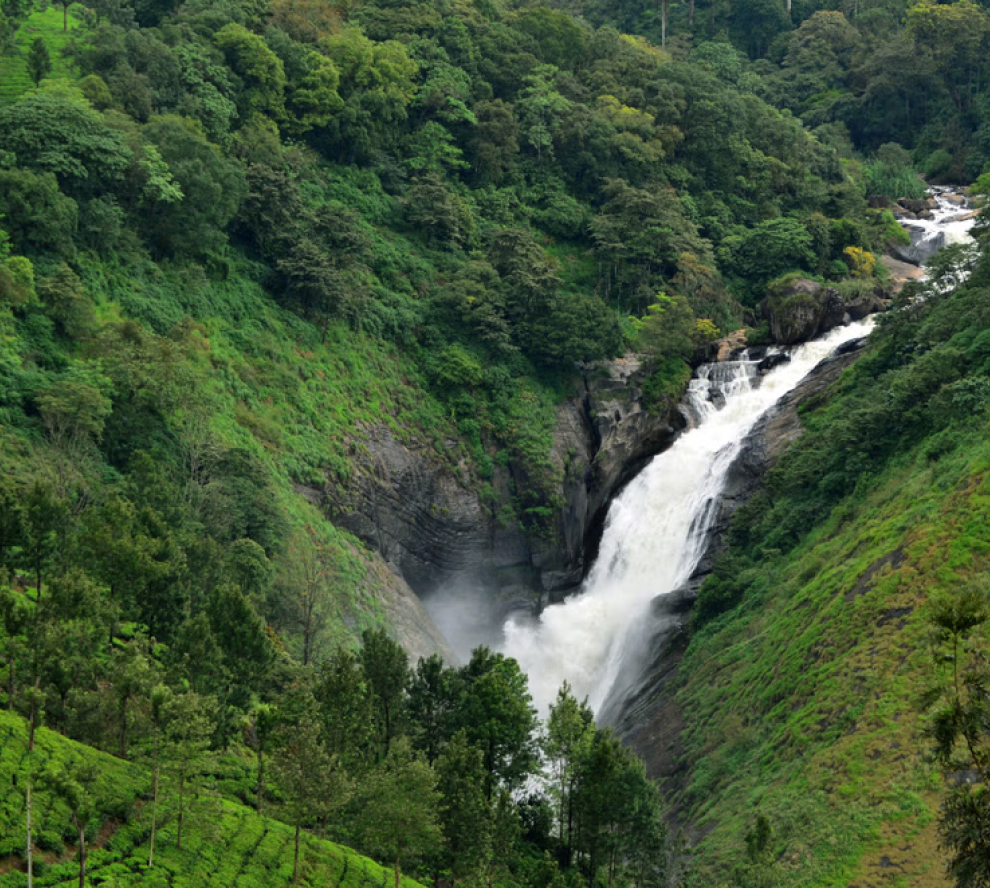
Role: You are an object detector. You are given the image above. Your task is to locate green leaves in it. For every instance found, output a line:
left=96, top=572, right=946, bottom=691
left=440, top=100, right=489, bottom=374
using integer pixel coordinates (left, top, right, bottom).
left=351, top=737, right=441, bottom=881
left=0, top=85, right=133, bottom=198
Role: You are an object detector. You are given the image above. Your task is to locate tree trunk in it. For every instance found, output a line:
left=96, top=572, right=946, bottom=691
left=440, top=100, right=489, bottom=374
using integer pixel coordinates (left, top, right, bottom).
left=28, top=676, right=39, bottom=752
left=77, top=823, right=86, bottom=888
left=6, top=652, right=13, bottom=711
left=661, top=0, right=668, bottom=47
left=256, top=749, right=264, bottom=817
left=119, top=698, right=128, bottom=759
left=62, top=3, right=68, bottom=31
left=26, top=779, right=33, bottom=888
left=148, top=747, right=159, bottom=867
left=689, top=0, right=695, bottom=26
left=177, top=772, right=185, bottom=851
left=293, top=823, right=301, bottom=882
left=394, top=854, right=401, bottom=888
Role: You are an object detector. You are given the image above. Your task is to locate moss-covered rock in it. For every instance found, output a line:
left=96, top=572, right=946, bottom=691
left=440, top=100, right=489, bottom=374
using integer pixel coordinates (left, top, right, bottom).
left=760, top=276, right=846, bottom=345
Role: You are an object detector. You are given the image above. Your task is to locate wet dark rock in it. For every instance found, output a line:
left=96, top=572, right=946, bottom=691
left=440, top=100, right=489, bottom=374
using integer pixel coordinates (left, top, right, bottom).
left=899, top=198, right=929, bottom=214
left=843, top=288, right=887, bottom=320
left=891, top=224, right=944, bottom=266
left=757, top=352, right=791, bottom=374
left=324, top=356, right=683, bottom=621
left=760, top=279, right=846, bottom=345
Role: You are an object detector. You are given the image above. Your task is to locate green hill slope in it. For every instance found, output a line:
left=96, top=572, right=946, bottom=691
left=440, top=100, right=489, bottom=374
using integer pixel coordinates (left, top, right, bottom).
left=0, top=709, right=424, bottom=888
left=652, top=248, right=990, bottom=886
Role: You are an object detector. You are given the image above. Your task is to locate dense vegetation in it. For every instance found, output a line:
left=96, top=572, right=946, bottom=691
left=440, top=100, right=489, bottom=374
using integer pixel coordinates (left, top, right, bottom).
left=554, top=0, right=990, bottom=188
left=2, top=0, right=985, bottom=880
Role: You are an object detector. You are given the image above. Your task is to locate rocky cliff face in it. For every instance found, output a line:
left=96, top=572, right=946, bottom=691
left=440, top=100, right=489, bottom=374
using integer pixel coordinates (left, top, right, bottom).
left=760, top=279, right=885, bottom=345
left=549, top=356, right=685, bottom=598
left=601, top=339, right=868, bottom=788
left=323, top=357, right=682, bottom=628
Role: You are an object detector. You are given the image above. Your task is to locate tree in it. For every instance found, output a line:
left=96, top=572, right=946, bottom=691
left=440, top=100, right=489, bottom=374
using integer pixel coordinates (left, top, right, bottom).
left=405, top=174, right=475, bottom=249
left=320, top=30, right=418, bottom=162
left=110, top=640, right=156, bottom=759
left=36, top=371, right=110, bottom=497
left=272, top=708, right=351, bottom=881
left=570, top=727, right=667, bottom=888
left=353, top=738, right=442, bottom=888
left=161, top=690, right=215, bottom=851
left=213, top=24, right=287, bottom=121
left=360, top=627, right=409, bottom=757
left=435, top=732, right=491, bottom=886
left=140, top=114, right=246, bottom=258
left=45, top=761, right=101, bottom=888
left=20, top=480, right=62, bottom=605
left=245, top=702, right=279, bottom=816
left=0, top=586, right=29, bottom=711
left=0, top=168, right=78, bottom=257
left=275, top=528, right=332, bottom=665
left=543, top=682, right=594, bottom=866
left=407, top=653, right=460, bottom=764
left=923, top=585, right=990, bottom=887
left=486, top=790, right=522, bottom=888
left=906, top=0, right=990, bottom=115
left=314, top=648, right=373, bottom=769
left=277, top=238, right=346, bottom=342
left=27, top=38, right=51, bottom=85
left=147, top=684, right=169, bottom=867
left=0, top=87, right=133, bottom=200
left=469, top=100, right=519, bottom=186
left=207, top=583, right=275, bottom=691
left=590, top=178, right=710, bottom=314
left=634, top=294, right=697, bottom=362
left=455, top=647, right=538, bottom=800
left=36, top=265, right=98, bottom=341
left=0, top=480, right=23, bottom=573
left=21, top=743, right=40, bottom=888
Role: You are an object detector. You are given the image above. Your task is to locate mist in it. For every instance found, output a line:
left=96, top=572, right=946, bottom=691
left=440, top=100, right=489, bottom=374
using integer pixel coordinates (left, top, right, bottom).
left=420, top=578, right=519, bottom=664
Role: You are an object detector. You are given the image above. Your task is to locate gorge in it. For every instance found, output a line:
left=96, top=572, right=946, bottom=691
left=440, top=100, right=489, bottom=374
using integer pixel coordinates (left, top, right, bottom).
left=7, top=0, right=990, bottom=878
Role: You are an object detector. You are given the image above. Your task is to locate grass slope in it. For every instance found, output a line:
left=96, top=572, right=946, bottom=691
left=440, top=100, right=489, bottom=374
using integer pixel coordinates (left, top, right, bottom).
left=0, top=710, right=423, bottom=888
left=1, top=246, right=464, bottom=654
left=0, top=6, right=82, bottom=105
left=673, top=382, right=990, bottom=885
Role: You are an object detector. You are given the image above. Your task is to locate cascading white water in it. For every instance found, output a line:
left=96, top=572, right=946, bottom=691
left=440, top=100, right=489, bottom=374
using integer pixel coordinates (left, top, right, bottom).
left=501, top=320, right=874, bottom=717
left=899, top=190, right=978, bottom=267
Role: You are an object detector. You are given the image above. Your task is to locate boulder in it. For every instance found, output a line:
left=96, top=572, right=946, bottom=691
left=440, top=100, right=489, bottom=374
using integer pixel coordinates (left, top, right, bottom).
left=899, top=198, right=930, bottom=214
left=760, top=278, right=846, bottom=346
left=890, top=223, right=944, bottom=266
left=697, top=328, right=747, bottom=364
left=757, top=352, right=791, bottom=374
left=940, top=191, right=967, bottom=206
left=843, top=286, right=887, bottom=320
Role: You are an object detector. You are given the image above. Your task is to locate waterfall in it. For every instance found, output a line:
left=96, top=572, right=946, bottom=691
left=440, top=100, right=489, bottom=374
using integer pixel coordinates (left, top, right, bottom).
left=501, top=320, right=874, bottom=717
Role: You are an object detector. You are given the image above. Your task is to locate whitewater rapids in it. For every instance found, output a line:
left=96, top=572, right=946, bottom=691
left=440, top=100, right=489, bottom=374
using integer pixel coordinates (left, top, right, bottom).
left=502, top=319, right=875, bottom=717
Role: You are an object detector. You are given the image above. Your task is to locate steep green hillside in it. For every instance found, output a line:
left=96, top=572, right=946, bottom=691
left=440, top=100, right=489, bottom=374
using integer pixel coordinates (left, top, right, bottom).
left=0, top=709, right=425, bottom=888
left=665, top=245, right=990, bottom=886
left=0, top=6, right=80, bottom=104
